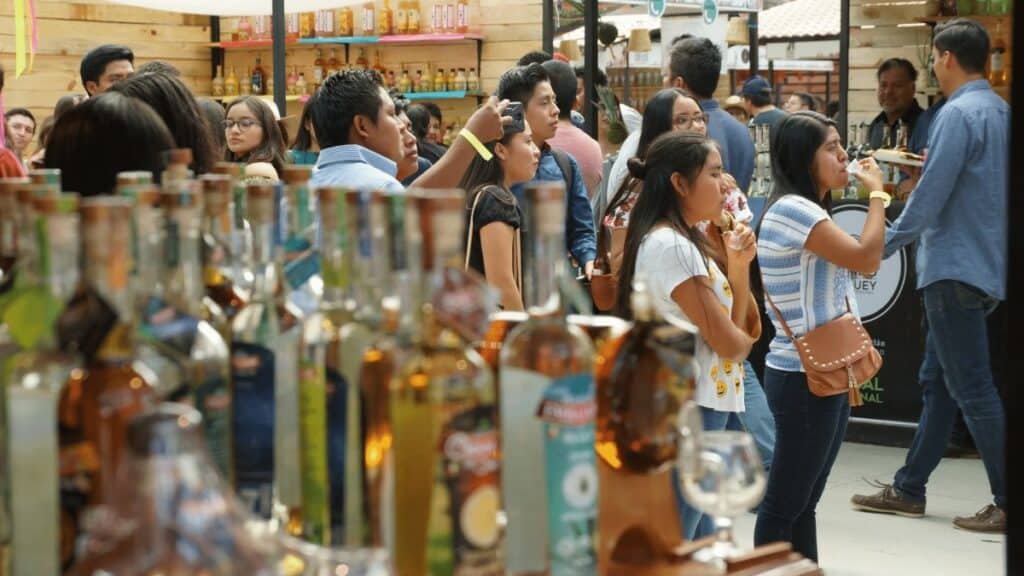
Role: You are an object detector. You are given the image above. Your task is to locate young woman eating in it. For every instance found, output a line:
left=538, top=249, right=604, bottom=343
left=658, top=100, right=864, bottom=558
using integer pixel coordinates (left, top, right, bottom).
left=224, top=96, right=288, bottom=182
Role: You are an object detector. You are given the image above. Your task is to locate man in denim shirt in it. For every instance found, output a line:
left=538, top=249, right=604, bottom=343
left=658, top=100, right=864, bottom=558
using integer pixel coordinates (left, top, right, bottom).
left=500, top=64, right=597, bottom=280
left=851, top=19, right=1008, bottom=534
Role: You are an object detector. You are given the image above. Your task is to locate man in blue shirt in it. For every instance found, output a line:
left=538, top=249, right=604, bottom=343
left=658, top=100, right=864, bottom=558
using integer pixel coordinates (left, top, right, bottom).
left=500, top=63, right=597, bottom=279
left=851, top=19, right=1008, bottom=534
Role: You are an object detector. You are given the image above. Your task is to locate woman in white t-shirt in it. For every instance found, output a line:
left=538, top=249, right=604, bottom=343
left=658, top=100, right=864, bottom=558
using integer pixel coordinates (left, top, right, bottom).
left=615, top=130, right=762, bottom=540
left=753, top=111, right=886, bottom=562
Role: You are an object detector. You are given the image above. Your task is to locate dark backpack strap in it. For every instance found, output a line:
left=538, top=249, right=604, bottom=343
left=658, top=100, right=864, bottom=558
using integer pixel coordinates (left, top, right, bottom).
left=550, top=147, right=574, bottom=196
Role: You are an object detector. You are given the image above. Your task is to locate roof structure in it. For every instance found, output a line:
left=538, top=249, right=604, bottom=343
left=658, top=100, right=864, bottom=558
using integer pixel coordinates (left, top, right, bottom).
left=758, top=0, right=840, bottom=41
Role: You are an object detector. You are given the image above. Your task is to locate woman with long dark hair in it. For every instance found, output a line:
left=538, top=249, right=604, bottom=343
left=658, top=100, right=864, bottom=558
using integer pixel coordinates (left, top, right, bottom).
left=111, top=71, right=218, bottom=175
left=753, top=111, right=885, bottom=561
left=615, top=130, right=762, bottom=539
left=290, top=94, right=319, bottom=166
left=223, top=96, right=288, bottom=181
left=458, top=103, right=539, bottom=312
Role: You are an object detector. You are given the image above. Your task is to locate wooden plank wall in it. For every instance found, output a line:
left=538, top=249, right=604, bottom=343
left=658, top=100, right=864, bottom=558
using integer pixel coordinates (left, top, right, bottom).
left=0, top=0, right=211, bottom=132
left=846, top=0, right=938, bottom=130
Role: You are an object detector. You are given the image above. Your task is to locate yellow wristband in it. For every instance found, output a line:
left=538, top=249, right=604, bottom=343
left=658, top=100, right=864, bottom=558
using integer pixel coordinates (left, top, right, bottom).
left=459, top=128, right=493, bottom=161
left=869, top=191, right=892, bottom=208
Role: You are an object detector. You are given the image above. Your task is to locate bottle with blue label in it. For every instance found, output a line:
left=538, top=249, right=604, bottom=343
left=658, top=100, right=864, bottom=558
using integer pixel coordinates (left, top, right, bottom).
left=230, top=183, right=303, bottom=532
left=500, top=182, right=598, bottom=576
left=281, top=166, right=322, bottom=317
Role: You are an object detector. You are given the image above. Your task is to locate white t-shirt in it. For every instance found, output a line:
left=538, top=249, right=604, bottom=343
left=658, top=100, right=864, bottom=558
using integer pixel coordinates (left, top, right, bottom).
left=636, top=227, right=745, bottom=413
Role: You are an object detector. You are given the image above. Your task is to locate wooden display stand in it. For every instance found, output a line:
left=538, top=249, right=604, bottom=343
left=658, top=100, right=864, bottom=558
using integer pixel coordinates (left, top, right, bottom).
left=598, top=459, right=822, bottom=575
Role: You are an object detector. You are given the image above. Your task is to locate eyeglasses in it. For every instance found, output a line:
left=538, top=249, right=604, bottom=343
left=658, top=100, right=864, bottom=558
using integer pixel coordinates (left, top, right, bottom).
left=674, top=113, right=709, bottom=128
left=223, top=118, right=260, bottom=131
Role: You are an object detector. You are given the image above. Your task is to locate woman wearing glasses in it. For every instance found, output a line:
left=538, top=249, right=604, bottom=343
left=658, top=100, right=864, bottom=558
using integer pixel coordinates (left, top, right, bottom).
left=224, top=96, right=288, bottom=182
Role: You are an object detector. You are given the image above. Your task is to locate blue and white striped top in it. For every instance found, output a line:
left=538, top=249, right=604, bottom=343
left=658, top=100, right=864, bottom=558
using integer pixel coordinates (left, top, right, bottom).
left=757, top=195, right=860, bottom=373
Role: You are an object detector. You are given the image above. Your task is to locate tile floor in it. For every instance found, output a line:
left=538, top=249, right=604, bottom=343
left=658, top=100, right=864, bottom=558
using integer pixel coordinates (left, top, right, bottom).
left=732, top=442, right=1005, bottom=576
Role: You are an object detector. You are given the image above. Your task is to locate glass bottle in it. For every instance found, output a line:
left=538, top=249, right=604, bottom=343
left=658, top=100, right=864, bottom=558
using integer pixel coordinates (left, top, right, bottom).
left=225, top=66, right=240, bottom=96
left=300, top=11, right=316, bottom=38
left=280, top=166, right=322, bottom=318
left=467, top=67, right=480, bottom=92
left=3, top=194, right=79, bottom=576
left=237, top=16, right=253, bottom=41
left=212, top=162, right=254, bottom=302
left=200, top=174, right=247, bottom=328
left=337, top=6, right=354, bottom=36
left=499, top=182, right=598, bottom=575
left=252, top=57, right=267, bottom=95
left=287, top=65, right=298, bottom=95
left=434, top=68, right=447, bottom=92
left=241, top=68, right=252, bottom=95
left=378, top=0, right=395, bottom=36
left=393, top=190, right=500, bottom=575
left=212, top=64, right=226, bottom=97
left=396, top=0, right=409, bottom=34
left=456, top=0, right=469, bottom=33
left=356, top=48, right=370, bottom=70
left=67, top=404, right=279, bottom=575
left=407, top=0, right=421, bottom=33
left=444, top=0, right=456, bottom=32
left=59, top=197, right=157, bottom=568
left=313, top=49, right=327, bottom=88
left=328, top=49, right=342, bottom=74
left=230, top=184, right=303, bottom=533
left=316, top=9, right=335, bottom=37
left=154, top=183, right=233, bottom=481
left=286, top=13, right=301, bottom=41
left=448, top=67, right=459, bottom=91
left=413, top=70, right=423, bottom=93
left=431, top=0, right=444, bottom=33
left=296, top=73, right=308, bottom=96
left=989, top=24, right=1006, bottom=87
left=373, top=50, right=386, bottom=76
left=455, top=68, right=468, bottom=92
left=253, top=15, right=271, bottom=41
left=594, top=280, right=696, bottom=474
left=385, top=70, right=397, bottom=89
left=399, top=70, right=412, bottom=93
left=362, top=1, right=376, bottom=36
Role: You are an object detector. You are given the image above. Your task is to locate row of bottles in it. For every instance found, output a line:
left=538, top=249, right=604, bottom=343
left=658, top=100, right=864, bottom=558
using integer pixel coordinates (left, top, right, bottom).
left=749, top=124, right=773, bottom=198
left=211, top=50, right=480, bottom=98
left=1, top=160, right=698, bottom=574
left=233, top=0, right=472, bottom=41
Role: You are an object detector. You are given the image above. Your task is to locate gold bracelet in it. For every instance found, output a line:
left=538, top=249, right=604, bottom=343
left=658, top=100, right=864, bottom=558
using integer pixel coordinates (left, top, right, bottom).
left=869, top=190, right=892, bottom=208
left=459, top=128, right=493, bottom=161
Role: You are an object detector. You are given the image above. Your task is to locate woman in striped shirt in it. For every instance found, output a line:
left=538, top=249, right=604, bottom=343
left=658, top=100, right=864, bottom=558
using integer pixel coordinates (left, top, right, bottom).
left=754, top=111, right=886, bottom=561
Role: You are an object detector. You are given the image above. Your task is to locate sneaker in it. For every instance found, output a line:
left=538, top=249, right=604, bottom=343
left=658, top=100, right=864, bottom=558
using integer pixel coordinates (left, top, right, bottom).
left=850, top=480, right=925, bottom=518
left=953, top=504, right=1006, bottom=533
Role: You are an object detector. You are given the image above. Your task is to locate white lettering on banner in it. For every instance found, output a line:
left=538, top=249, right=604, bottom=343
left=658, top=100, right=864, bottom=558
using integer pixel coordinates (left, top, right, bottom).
left=833, top=204, right=908, bottom=323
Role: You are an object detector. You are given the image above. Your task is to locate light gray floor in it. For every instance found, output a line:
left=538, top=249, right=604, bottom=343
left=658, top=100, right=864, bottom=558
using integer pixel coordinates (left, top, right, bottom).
left=733, top=441, right=1006, bottom=576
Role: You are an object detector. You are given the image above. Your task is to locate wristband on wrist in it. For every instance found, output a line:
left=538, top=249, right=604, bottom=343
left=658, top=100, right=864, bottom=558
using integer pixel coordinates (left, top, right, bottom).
left=869, top=190, right=892, bottom=208
left=459, top=129, right=493, bottom=161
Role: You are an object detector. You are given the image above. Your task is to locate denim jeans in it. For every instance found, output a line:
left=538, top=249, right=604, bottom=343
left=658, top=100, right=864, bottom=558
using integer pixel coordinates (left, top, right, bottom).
left=893, top=281, right=1006, bottom=509
left=754, top=368, right=849, bottom=563
left=729, top=361, right=776, bottom=473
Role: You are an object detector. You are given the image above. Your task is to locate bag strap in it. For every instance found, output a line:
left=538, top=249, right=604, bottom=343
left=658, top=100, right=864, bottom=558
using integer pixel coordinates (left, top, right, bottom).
left=465, top=187, right=486, bottom=270
left=762, top=277, right=856, bottom=343
left=550, top=148, right=574, bottom=197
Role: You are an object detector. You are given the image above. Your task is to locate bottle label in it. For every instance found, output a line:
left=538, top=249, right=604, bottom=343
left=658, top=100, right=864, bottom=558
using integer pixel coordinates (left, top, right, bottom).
left=231, top=342, right=276, bottom=519
left=140, top=297, right=200, bottom=357
left=299, top=357, right=331, bottom=545
left=55, top=285, right=118, bottom=362
left=457, top=2, right=468, bottom=28
left=536, top=373, right=598, bottom=575
left=287, top=13, right=300, bottom=36
left=436, top=404, right=502, bottom=574
left=284, top=236, right=321, bottom=293
left=193, top=372, right=232, bottom=478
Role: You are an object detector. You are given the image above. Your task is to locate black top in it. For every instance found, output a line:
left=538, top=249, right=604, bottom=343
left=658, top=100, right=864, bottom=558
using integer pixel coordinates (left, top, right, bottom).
left=868, top=99, right=925, bottom=149
left=465, top=185, right=522, bottom=281
left=418, top=139, right=448, bottom=164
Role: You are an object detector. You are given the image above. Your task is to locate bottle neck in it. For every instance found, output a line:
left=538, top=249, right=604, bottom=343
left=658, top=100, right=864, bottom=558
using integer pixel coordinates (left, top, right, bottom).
left=524, top=226, right=565, bottom=315
left=202, top=207, right=234, bottom=287
left=165, top=207, right=206, bottom=310
left=136, top=204, right=165, bottom=297
left=249, top=220, right=278, bottom=303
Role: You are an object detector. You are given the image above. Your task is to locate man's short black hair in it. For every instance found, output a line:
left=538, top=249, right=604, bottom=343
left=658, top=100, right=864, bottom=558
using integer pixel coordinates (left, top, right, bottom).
left=406, top=104, right=431, bottom=140
left=80, top=44, right=134, bottom=89
left=389, top=88, right=409, bottom=115
left=421, top=101, right=442, bottom=123
left=672, top=33, right=694, bottom=46
left=573, top=65, right=608, bottom=87
left=517, top=50, right=552, bottom=66
left=933, top=18, right=990, bottom=75
left=136, top=60, right=181, bottom=77
left=877, top=58, right=918, bottom=82
left=311, top=69, right=386, bottom=150
left=825, top=100, right=840, bottom=119
left=4, top=107, right=35, bottom=126
left=541, top=60, right=576, bottom=120
left=668, top=37, right=721, bottom=99
left=793, top=92, right=817, bottom=111
left=496, top=63, right=551, bottom=107
left=743, top=91, right=772, bottom=108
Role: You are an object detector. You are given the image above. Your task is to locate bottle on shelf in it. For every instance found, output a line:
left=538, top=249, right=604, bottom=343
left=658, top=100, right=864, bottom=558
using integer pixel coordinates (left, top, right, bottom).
left=337, top=5, right=354, bottom=36
left=3, top=193, right=79, bottom=576
left=467, top=67, right=480, bottom=92
left=212, top=64, right=226, bottom=97
left=230, top=183, right=304, bottom=533
left=989, top=24, right=1006, bottom=87
left=391, top=190, right=501, bottom=575
left=356, top=48, right=370, bottom=70
left=413, top=70, right=423, bottom=93
left=399, top=70, right=412, bottom=94
left=499, top=181, right=598, bottom=575
left=236, top=15, right=253, bottom=42
left=240, top=68, right=252, bottom=95
left=313, top=49, right=327, bottom=88
left=385, top=70, right=397, bottom=89
left=379, top=0, right=395, bottom=36
left=455, top=68, right=468, bottom=92
left=444, top=0, right=456, bottom=32
left=285, top=12, right=301, bottom=41
left=59, top=196, right=157, bottom=568
left=431, top=0, right=444, bottom=33
left=434, top=67, right=447, bottom=92
left=251, top=57, right=267, bottom=95
left=328, top=49, right=342, bottom=74
left=407, top=0, right=422, bottom=33
left=300, top=11, right=315, bottom=38
left=316, top=8, right=335, bottom=37
left=296, top=73, right=308, bottom=96
left=362, top=1, right=376, bottom=36
left=253, top=15, right=271, bottom=41
left=373, top=50, right=386, bottom=76
left=456, top=0, right=470, bottom=33
left=420, top=69, right=433, bottom=93
left=225, top=66, right=240, bottom=96
left=287, top=66, right=299, bottom=95
left=448, top=68, right=458, bottom=92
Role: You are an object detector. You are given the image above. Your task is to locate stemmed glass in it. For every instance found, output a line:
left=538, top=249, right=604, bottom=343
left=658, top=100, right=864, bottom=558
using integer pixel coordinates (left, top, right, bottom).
left=676, top=428, right=767, bottom=565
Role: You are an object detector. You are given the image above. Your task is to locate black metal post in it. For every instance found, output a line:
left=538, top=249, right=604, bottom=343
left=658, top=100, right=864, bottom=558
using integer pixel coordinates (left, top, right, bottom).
left=583, top=0, right=599, bottom=137
left=748, top=11, right=759, bottom=76
left=839, top=0, right=850, bottom=143
left=826, top=70, right=832, bottom=108
left=211, top=16, right=223, bottom=79
left=272, top=0, right=287, bottom=115
left=542, top=0, right=554, bottom=55
left=623, top=42, right=632, bottom=108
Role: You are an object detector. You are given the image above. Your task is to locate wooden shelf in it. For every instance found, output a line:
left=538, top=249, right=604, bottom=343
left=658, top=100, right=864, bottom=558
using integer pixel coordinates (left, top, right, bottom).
left=403, top=90, right=486, bottom=100
left=200, top=94, right=308, bottom=103
left=211, top=39, right=299, bottom=49
left=916, top=14, right=1011, bottom=25
left=378, top=32, right=484, bottom=44
left=217, top=32, right=486, bottom=48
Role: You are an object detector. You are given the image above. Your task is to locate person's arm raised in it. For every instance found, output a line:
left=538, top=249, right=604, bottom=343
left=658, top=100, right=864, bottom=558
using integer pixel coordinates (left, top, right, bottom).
left=410, top=96, right=511, bottom=189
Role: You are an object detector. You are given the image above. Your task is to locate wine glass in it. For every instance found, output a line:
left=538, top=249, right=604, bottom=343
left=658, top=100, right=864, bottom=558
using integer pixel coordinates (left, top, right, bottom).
left=274, top=533, right=392, bottom=576
left=676, top=430, right=767, bottom=564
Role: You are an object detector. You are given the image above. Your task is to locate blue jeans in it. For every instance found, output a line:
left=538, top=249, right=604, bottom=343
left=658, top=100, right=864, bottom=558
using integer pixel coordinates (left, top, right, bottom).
left=893, top=281, right=1006, bottom=510
left=729, top=361, right=776, bottom=473
left=754, top=368, right=849, bottom=563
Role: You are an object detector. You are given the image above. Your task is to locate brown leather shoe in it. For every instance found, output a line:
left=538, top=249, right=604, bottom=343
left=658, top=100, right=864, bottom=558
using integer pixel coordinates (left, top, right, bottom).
left=850, top=481, right=925, bottom=518
left=953, top=504, right=1006, bottom=533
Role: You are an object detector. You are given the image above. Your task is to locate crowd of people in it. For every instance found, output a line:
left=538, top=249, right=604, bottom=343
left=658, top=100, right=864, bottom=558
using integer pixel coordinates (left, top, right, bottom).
left=3, top=14, right=1007, bottom=563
